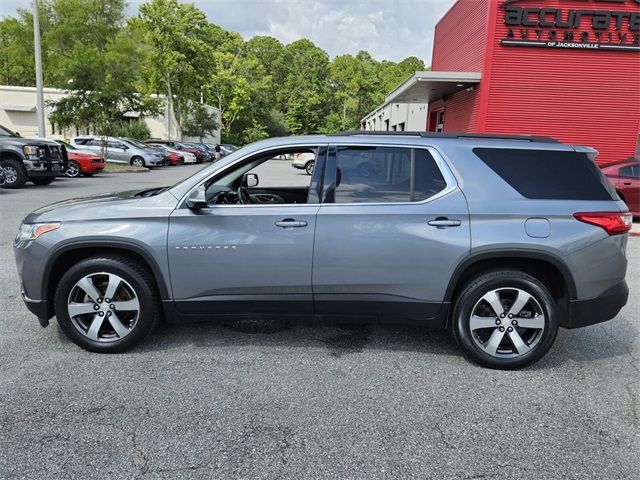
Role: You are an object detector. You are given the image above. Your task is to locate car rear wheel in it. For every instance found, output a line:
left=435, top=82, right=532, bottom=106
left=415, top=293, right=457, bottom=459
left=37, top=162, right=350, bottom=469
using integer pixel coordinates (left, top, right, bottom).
left=31, top=176, right=56, bottom=185
left=451, top=270, right=558, bottom=369
left=1, top=159, right=28, bottom=188
left=131, top=156, right=145, bottom=167
left=305, top=161, right=315, bottom=175
left=54, top=256, right=160, bottom=353
left=66, top=160, right=82, bottom=177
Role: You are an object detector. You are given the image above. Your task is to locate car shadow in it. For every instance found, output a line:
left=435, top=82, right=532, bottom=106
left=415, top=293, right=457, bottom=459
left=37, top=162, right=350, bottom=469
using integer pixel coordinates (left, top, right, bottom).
left=132, top=316, right=463, bottom=359
left=52, top=313, right=638, bottom=370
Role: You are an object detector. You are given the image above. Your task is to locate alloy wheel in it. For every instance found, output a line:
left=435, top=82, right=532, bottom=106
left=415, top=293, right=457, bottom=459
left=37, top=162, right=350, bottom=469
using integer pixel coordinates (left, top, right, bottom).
left=469, top=288, right=545, bottom=358
left=66, top=161, right=80, bottom=177
left=3, top=166, right=18, bottom=184
left=67, top=272, right=140, bottom=343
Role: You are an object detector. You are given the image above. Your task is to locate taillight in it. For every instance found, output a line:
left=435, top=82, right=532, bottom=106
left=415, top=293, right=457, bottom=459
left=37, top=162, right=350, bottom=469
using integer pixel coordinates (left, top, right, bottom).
left=574, top=212, right=633, bottom=235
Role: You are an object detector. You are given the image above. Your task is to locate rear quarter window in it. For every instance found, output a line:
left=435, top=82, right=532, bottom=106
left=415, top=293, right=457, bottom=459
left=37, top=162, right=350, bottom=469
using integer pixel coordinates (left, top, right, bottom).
left=473, top=148, right=618, bottom=201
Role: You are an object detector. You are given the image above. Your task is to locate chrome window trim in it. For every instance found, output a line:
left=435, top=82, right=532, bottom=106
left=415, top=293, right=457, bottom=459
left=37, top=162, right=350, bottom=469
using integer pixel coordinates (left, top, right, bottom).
left=177, top=142, right=458, bottom=209
left=324, top=144, right=458, bottom=207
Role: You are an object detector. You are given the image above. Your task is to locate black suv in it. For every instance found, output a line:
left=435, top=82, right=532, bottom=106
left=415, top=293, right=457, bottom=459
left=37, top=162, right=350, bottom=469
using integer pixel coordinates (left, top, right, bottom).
left=0, top=125, right=67, bottom=188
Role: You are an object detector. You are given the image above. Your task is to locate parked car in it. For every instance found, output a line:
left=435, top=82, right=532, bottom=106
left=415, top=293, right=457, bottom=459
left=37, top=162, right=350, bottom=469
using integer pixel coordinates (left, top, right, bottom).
left=0, top=124, right=67, bottom=188
left=71, top=136, right=165, bottom=168
left=145, top=143, right=197, bottom=165
left=221, top=144, right=239, bottom=154
left=57, top=141, right=105, bottom=178
left=292, top=152, right=316, bottom=175
left=181, top=142, right=214, bottom=162
left=602, top=159, right=640, bottom=217
left=14, top=132, right=631, bottom=369
left=144, top=139, right=206, bottom=164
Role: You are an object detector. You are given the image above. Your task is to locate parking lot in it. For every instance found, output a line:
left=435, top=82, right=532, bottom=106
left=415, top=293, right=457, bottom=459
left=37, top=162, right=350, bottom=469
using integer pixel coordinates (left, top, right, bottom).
left=0, top=165, right=638, bottom=479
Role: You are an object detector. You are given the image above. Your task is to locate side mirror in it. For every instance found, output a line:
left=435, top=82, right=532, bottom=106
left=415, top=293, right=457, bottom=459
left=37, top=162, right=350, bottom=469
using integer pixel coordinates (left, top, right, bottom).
left=14, top=131, right=21, bottom=137
left=186, top=186, right=208, bottom=210
left=122, top=145, right=129, bottom=150
left=243, top=173, right=259, bottom=188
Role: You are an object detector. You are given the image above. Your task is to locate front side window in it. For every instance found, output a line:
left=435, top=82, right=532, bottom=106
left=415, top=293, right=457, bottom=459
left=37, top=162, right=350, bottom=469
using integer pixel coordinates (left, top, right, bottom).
left=331, top=146, right=447, bottom=204
left=203, top=147, right=323, bottom=206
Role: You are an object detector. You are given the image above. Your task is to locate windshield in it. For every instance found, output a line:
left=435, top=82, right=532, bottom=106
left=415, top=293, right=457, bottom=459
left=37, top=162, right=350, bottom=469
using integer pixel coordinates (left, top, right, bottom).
left=58, top=140, right=77, bottom=150
left=0, top=125, right=17, bottom=137
left=123, top=138, right=148, bottom=149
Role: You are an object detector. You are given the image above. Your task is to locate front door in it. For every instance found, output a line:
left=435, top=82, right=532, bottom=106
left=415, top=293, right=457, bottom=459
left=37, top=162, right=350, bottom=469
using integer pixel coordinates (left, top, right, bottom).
left=167, top=146, right=326, bottom=316
left=312, top=144, right=471, bottom=321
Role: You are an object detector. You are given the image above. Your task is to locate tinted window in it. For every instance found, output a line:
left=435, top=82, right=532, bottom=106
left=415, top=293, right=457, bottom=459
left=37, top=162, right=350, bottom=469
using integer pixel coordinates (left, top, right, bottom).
left=473, top=148, right=616, bottom=201
left=333, top=146, right=446, bottom=203
left=620, top=165, right=640, bottom=178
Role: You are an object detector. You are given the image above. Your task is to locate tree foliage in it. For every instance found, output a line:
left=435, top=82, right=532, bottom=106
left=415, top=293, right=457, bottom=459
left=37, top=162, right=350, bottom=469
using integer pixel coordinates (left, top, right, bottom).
left=0, top=0, right=426, bottom=143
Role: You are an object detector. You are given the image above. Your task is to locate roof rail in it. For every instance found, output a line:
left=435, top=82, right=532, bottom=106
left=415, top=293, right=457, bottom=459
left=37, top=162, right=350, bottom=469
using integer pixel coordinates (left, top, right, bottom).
left=335, top=131, right=560, bottom=143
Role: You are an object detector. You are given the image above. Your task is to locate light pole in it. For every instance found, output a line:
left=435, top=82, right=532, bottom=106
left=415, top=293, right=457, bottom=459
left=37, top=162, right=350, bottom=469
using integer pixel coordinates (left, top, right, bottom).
left=33, top=0, right=46, bottom=138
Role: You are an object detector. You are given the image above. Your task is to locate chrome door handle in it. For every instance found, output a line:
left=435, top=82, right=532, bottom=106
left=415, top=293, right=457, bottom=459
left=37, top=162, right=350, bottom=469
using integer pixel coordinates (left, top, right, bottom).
left=275, top=219, right=308, bottom=228
left=428, top=218, right=461, bottom=228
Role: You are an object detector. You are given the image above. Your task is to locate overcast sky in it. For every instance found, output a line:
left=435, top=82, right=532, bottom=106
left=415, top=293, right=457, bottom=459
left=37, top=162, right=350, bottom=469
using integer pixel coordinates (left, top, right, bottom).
left=1, top=0, right=456, bottom=64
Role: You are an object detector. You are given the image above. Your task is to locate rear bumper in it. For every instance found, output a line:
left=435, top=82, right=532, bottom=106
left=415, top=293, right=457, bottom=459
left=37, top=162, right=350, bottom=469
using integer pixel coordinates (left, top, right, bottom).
left=564, top=280, right=629, bottom=329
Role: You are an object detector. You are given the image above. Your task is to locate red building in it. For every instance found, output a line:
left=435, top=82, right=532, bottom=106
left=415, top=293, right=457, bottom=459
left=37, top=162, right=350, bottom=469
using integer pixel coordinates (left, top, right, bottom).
left=387, top=0, right=640, bottom=166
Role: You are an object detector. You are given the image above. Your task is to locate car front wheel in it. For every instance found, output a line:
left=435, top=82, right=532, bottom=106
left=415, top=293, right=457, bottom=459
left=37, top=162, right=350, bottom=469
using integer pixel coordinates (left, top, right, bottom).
left=451, top=270, right=558, bottom=369
left=131, top=156, right=145, bottom=167
left=66, top=160, right=82, bottom=177
left=1, top=159, right=28, bottom=188
left=54, top=256, right=160, bottom=353
left=305, top=161, right=315, bottom=175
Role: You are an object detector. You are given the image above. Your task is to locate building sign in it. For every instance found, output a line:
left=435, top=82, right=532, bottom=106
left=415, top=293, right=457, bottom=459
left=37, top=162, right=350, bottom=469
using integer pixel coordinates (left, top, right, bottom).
left=500, top=0, right=640, bottom=52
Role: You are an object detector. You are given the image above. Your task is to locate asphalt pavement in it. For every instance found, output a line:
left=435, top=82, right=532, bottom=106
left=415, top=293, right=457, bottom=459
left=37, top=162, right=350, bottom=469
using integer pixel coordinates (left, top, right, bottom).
left=0, top=164, right=638, bottom=479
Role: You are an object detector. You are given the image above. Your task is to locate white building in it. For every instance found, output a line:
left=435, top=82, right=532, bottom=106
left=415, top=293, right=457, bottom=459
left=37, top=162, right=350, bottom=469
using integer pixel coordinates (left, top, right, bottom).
left=0, top=85, right=220, bottom=143
left=360, top=102, right=428, bottom=132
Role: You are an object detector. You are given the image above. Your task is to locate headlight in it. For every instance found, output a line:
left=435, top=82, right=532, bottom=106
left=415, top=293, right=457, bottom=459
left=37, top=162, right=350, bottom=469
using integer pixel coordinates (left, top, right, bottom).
left=23, top=145, right=38, bottom=155
left=16, top=223, right=61, bottom=242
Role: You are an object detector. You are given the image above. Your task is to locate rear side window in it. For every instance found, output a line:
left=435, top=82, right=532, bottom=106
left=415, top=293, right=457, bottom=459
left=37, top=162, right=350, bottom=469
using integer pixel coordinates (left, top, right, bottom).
left=332, top=146, right=447, bottom=203
left=473, top=148, right=617, bottom=201
left=620, top=165, right=640, bottom=178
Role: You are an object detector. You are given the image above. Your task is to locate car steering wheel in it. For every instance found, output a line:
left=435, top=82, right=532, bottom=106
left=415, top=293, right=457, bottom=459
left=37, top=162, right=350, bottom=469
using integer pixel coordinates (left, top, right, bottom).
left=237, top=185, right=251, bottom=204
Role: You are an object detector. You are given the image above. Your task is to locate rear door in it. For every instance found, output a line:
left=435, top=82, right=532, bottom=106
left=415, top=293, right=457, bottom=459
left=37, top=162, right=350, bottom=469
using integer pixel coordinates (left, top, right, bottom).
left=619, top=164, right=640, bottom=214
left=312, top=144, right=471, bottom=320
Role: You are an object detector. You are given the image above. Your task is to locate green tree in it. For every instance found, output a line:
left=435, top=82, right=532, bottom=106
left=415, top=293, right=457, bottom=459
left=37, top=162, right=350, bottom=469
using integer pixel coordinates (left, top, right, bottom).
left=283, top=39, right=331, bottom=135
left=135, top=0, right=213, bottom=138
left=47, top=0, right=160, bottom=135
left=182, top=103, right=219, bottom=141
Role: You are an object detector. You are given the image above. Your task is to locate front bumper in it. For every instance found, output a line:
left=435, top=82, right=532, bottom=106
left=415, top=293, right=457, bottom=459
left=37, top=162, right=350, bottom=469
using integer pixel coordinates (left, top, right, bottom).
left=25, top=159, right=66, bottom=176
left=564, top=280, right=629, bottom=329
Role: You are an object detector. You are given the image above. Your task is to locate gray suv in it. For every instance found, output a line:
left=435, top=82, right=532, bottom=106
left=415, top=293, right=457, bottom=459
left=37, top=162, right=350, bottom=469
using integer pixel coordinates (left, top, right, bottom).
left=14, top=133, right=631, bottom=369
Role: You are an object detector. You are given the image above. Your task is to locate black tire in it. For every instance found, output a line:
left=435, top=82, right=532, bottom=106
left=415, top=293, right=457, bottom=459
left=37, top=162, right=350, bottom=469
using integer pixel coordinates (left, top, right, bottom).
left=305, top=161, right=315, bottom=175
left=1, top=159, right=28, bottom=188
left=358, top=162, right=374, bottom=177
left=130, top=156, right=145, bottom=167
left=54, top=256, right=161, bottom=353
left=451, top=270, right=559, bottom=369
left=31, top=176, right=56, bottom=185
left=82, top=173, right=94, bottom=177
left=66, top=160, right=82, bottom=177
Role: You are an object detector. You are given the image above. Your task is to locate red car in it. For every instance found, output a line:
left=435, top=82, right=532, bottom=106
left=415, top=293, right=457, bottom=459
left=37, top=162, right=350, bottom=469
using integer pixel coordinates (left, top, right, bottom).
left=144, top=139, right=206, bottom=163
left=602, top=159, right=640, bottom=217
left=58, top=141, right=105, bottom=177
